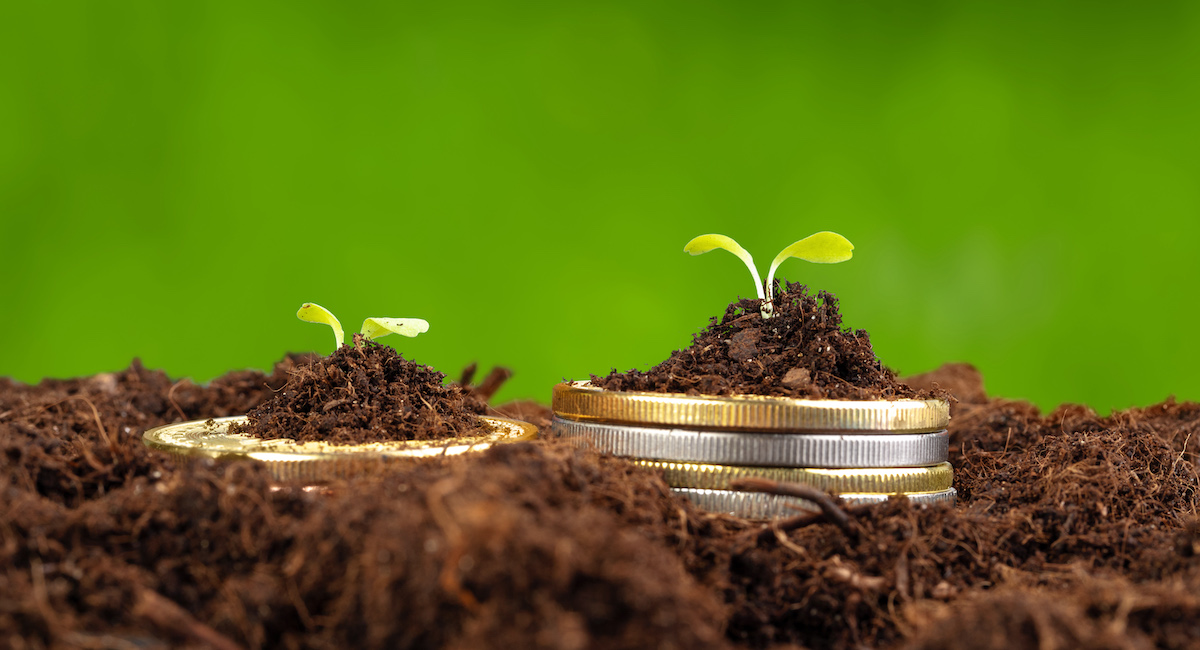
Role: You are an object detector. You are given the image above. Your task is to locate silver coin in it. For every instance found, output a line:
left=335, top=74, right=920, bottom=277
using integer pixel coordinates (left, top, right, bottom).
left=674, top=487, right=958, bottom=519
left=551, top=416, right=948, bottom=468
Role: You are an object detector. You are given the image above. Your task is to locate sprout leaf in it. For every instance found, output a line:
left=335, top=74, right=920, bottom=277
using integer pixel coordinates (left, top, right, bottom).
left=684, top=231, right=855, bottom=318
left=764, top=231, right=854, bottom=308
left=683, top=234, right=766, bottom=301
left=361, top=317, right=430, bottom=341
left=297, top=302, right=345, bottom=349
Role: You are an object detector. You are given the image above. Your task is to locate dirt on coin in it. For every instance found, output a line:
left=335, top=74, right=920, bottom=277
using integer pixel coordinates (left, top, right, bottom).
left=2, top=354, right=1200, bottom=649
left=590, top=281, right=947, bottom=401
left=231, top=335, right=490, bottom=445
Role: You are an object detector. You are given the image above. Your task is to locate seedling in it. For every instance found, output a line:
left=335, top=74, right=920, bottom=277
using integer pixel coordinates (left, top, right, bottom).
left=296, top=302, right=430, bottom=351
left=684, top=232, right=854, bottom=317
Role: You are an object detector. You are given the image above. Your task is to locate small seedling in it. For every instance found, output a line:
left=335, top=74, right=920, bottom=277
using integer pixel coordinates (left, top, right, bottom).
left=296, top=302, right=430, bottom=351
left=684, top=232, right=854, bottom=317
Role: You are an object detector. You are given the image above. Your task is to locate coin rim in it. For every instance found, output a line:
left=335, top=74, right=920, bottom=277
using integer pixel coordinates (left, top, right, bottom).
left=674, top=486, right=958, bottom=519
left=553, top=381, right=949, bottom=433
left=552, top=416, right=949, bottom=468
left=143, top=415, right=537, bottom=463
left=636, top=459, right=954, bottom=493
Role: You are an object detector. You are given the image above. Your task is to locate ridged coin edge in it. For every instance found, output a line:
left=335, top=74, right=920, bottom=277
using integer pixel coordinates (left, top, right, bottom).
left=637, top=460, right=954, bottom=493
left=674, top=486, right=958, bottom=518
left=553, top=381, right=949, bottom=433
left=552, top=416, right=949, bottom=468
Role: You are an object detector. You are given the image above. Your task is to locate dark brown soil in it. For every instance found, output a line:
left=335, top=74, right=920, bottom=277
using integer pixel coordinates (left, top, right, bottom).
left=3, top=357, right=1200, bottom=649
left=231, top=336, right=489, bottom=445
left=590, top=282, right=945, bottom=401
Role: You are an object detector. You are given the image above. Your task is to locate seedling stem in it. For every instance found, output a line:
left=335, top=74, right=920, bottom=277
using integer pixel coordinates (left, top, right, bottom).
left=297, top=303, right=429, bottom=352
left=684, top=232, right=854, bottom=317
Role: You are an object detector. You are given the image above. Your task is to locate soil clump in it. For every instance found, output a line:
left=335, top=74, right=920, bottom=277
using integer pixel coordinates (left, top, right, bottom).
left=591, top=281, right=945, bottom=401
left=2, top=357, right=1200, bottom=648
left=232, top=337, right=489, bottom=445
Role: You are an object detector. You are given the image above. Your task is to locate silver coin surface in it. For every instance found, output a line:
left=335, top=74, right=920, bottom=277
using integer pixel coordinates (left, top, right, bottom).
left=674, top=487, right=958, bottom=519
left=551, top=416, right=948, bottom=468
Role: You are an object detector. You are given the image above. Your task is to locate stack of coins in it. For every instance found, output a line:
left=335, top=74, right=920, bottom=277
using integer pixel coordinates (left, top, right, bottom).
left=551, top=382, right=954, bottom=518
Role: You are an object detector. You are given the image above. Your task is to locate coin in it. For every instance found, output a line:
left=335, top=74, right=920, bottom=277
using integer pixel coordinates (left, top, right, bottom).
left=143, top=415, right=538, bottom=481
left=636, top=460, right=953, bottom=493
left=551, top=416, right=948, bottom=468
left=553, top=381, right=948, bottom=433
left=674, top=486, right=958, bottom=519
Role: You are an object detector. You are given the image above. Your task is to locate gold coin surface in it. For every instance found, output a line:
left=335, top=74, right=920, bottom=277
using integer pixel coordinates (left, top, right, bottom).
left=553, top=381, right=949, bottom=433
left=636, top=460, right=953, bottom=494
left=143, top=416, right=537, bottom=481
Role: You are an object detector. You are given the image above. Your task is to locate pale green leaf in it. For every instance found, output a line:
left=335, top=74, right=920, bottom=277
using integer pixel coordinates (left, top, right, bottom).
left=361, top=317, right=430, bottom=340
left=683, top=233, right=765, bottom=300
left=765, top=231, right=854, bottom=306
left=297, top=302, right=345, bottom=349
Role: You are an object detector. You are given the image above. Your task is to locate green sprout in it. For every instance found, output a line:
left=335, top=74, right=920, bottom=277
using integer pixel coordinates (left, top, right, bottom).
left=683, top=232, right=854, bottom=317
left=296, top=302, right=430, bottom=351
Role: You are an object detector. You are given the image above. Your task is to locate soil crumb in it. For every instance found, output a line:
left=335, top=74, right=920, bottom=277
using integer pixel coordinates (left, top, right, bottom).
left=233, top=336, right=489, bottom=445
left=591, top=281, right=944, bottom=401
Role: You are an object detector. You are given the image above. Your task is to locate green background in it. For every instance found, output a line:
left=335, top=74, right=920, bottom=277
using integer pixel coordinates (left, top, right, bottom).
left=3, top=1, right=1198, bottom=414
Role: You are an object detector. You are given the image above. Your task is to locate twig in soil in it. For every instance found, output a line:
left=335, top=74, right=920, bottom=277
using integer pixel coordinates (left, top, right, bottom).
left=321, top=398, right=350, bottom=412
left=1170, top=431, right=1193, bottom=476
left=730, top=477, right=853, bottom=535
left=78, top=396, right=114, bottom=450
left=426, top=477, right=481, bottom=612
left=458, top=362, right=478, bottom=387
left=75, top=438, right=110, bottom=472
left=418, top=395, right=448, bottom=431
left=895, top=550, right=911, bottom=600
left=827, top=557, right=886, bottom=591
left=29, top=558, right=61, bottom=629
left=286, top=575, right=315, bottom=631
left=56, top=396, right=118, bottom=455
left=746, top=511, right=822, bottom=544
left=42, top=397, right=114, bottom=472
left=474, top=366, right=513, bottom=402
left=167, top=381, right=188, bottom=421
left=771, top=525, right=810, bottom=557
left=676, top=507, right=690, bottom=545
left=458, top=364, right=514, bottom=403
left=133, top=589, right=244, bottom=650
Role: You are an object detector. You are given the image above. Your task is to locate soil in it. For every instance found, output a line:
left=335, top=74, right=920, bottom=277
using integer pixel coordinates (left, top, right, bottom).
left=230, top=336, right=490, bottom=445
left=590, top=281, right=946, bottom=401
left=3, top=357, right=1200, bottom=649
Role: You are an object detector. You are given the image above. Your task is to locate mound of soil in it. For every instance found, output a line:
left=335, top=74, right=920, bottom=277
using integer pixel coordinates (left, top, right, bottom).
left=232, top=337, right=489, bottom=445
left=591, top=281, right=944, bottom=401
left=2, top=357, right=1200, bottom=649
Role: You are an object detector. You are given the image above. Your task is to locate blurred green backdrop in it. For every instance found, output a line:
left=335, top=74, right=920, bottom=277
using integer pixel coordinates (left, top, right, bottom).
left=3, top=1, right=1199, bottom=414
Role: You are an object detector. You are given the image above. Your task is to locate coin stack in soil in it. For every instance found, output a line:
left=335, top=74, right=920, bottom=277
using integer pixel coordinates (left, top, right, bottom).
left=551, top=382, right=952, bottom=517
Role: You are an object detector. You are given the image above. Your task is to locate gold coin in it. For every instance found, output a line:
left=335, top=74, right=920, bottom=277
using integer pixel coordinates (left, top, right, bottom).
left=143, top=415, right=537, bottom=481
left=553, top=381, right=948, bottom=433
left=635, top=460, right=953, bottom=494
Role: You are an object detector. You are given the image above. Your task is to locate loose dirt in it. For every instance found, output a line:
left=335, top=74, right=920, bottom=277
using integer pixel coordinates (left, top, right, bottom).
left=2, top=356, right=1199, bottom=648
left=231, top=336, right=489, bottom=445
left=590, top=282, right=945, bottom=401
